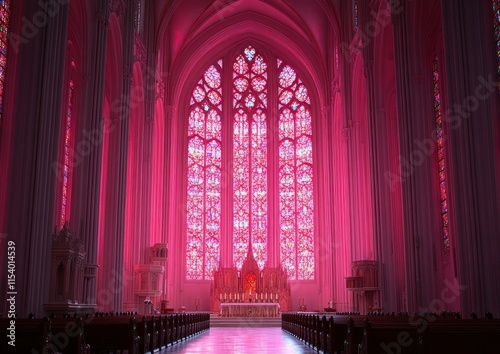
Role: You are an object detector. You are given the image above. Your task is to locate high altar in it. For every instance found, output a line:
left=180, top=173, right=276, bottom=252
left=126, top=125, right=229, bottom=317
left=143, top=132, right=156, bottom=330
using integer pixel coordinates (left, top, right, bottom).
left=210, top=248, right=291, bottom=316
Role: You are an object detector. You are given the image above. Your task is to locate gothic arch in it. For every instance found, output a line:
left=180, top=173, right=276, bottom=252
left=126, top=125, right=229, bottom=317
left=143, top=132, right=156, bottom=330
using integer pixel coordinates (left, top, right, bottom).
left=166, top=16, right=327, bottom=112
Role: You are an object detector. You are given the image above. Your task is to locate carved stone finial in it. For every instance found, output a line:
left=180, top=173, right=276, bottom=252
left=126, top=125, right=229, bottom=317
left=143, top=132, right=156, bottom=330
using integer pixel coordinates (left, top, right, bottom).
left=156, top=79, right=165, bottom=100
left=134, top=34, right=147, bottom=66
left=165, top=105, right=177, bottom=120
left=110, top=0, right=126, bottom=16
left=123, top=64, right=133, bottom=83
left=96, top=9, right=110, bottom=27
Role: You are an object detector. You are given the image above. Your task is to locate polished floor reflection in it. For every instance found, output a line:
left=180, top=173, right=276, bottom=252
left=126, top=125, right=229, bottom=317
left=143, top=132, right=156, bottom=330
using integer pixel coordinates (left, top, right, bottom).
left=161, top=327, right=317, bottom=353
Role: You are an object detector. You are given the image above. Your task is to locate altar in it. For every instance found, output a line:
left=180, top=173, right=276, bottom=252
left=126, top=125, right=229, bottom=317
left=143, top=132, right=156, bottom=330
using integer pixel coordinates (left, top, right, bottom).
left=210, top=246, right=291, bottom=314
left=220, top=303, right=280, bottom=317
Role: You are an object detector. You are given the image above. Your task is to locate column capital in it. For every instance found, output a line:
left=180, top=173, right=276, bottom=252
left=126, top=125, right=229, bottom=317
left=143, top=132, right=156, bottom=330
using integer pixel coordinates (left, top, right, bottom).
left=331, top=78, right=341, bottom=94
left=342, top=127, right=351, bottom=142
left=134, top=34, right=147, bottom=67
left=364, top=59, right=374, bottom=78
left=389, top=0, right=406, bottom=24
left=165, top=105, right=177, bottom=119
left=96, top=9, right=110, bottom=27
left=156, top=79, right=165, bottom=101
left=123, top=64, right=133, bottom=83
left=369, top=0, right=382, bottom=12
left=322, top=106, right=331, bottom=118
left=110, top=0, right=126, bottom=16
left=321, top=106, right=331, bottom=131
left=410, top=73, right=425, bottom=86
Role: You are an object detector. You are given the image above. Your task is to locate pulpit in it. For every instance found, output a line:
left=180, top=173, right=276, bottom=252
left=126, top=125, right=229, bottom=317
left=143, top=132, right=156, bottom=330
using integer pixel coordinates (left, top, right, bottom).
left=346, top=260, right=380, bottom=314
left=210, top=249, right=291, bottom=315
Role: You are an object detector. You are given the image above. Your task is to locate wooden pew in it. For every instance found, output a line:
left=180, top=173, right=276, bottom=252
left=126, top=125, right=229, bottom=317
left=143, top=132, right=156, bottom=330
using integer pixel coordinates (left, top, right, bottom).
left=157, top=315, right=168, bottom=349
left=0, top=317, right=54, bottom=353
left=358, top=318, right=420, bottom=354
left=137, top=315, right=151, bottom=354
left=50, top=316, right=90, bottom=354
left=167, top=314, right=177, bottom=345
left=418, top=318, right=500, bottom=354
left=326, top=315, right=349, bottom=354
left=83, top=316, right=140, bottom=354
left=147, top=315, right=159, bottom=353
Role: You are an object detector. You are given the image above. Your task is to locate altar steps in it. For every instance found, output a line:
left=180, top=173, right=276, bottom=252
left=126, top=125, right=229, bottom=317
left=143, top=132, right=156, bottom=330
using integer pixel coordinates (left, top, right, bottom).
left=210, top=314, right=282, bottom=327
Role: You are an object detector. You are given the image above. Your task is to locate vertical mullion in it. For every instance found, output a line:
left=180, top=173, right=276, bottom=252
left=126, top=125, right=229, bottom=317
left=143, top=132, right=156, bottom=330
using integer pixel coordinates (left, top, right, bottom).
left=248, top=70, right=253, bottom=254
left=294, top=107, right=299, bottom=280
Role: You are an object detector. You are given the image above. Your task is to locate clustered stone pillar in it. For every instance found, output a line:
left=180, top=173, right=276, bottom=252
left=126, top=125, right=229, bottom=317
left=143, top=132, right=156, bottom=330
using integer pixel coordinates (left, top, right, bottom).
left=0, top=0, right=69, bottom=316
left=440, top=0, right=500, bottom=316
left=69, top=0, right=111, bottom=310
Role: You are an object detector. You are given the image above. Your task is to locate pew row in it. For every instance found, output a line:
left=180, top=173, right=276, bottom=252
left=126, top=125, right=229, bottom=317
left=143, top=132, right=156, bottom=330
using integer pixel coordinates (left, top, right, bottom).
left=282, top=312, right=500, bottom=354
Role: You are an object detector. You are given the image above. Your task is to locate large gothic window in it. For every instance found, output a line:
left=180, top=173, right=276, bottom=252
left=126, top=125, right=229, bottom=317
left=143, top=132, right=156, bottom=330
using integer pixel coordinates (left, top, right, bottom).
left=494, top=0, right=500, bottom=91
left=186, top=61, right=223, bottom=280
left=0, top=0, right=11, bottom=130
left=186, top=46, right=315, bottom=281
left=433, top=56, right=450, bottom=256
left=232, top=47, right=268, bottom=270
left=60, top=78, right=75, bottom=228
left=278, top=61, right=314, bottom=280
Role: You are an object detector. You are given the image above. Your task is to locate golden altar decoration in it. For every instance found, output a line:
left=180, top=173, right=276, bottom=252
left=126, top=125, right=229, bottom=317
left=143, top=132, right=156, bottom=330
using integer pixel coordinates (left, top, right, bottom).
left=210, top=247, right=291, bottom=315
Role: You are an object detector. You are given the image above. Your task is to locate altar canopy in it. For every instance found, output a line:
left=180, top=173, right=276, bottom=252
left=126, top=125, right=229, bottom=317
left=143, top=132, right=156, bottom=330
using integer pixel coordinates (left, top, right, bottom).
left=210, top=249, right=291, bottom=314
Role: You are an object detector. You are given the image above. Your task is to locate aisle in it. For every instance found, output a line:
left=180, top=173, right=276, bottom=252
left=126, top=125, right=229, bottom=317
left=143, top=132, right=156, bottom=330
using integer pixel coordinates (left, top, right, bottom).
left=161, top=327, right=317, bottom=353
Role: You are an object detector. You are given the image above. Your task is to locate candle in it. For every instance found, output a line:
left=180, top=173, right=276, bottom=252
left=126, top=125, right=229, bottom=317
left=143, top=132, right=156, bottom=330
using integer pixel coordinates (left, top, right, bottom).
left=265, top=293, right=267, bottom=300
left=237, top=293, right=239, bottom=300
left=219, top=293, right=222, bottom=300
left=230, top=293, right=232, bottom=300
left=224, top=292, right=226, bottom=300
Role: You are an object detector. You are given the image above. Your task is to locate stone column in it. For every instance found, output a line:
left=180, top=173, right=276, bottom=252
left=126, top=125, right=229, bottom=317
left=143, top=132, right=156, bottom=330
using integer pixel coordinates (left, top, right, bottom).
left=0, top=0, right=69, bottom=315
left=440, top=0, right=500, bottom=316
left=388, top=0, right=422, bottom=312
left=69, top=0, right=111, bottom=308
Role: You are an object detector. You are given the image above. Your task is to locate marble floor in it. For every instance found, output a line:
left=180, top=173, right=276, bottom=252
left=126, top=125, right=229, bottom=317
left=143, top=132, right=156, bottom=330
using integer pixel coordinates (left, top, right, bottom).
left=160, top=327, right=317, bottom=353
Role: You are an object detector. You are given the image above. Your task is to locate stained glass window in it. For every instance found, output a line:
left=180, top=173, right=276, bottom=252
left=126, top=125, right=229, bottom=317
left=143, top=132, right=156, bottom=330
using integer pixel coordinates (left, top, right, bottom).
left=186, top=62, right=223, bottom=280
left=60, top=79, right=74, bottom=228
left=186, top=47, right=314, bottom=281
left=354, top=0, right=359, bottom=29
left=494, top=0, right=500, bottom=91
left=233, top=46, right=268, bottom=270
left=0, top=0, right=11, bottom=130
left=433, top=56, right=450, bottom=256
left=278, top=62, right=314, bottom=280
